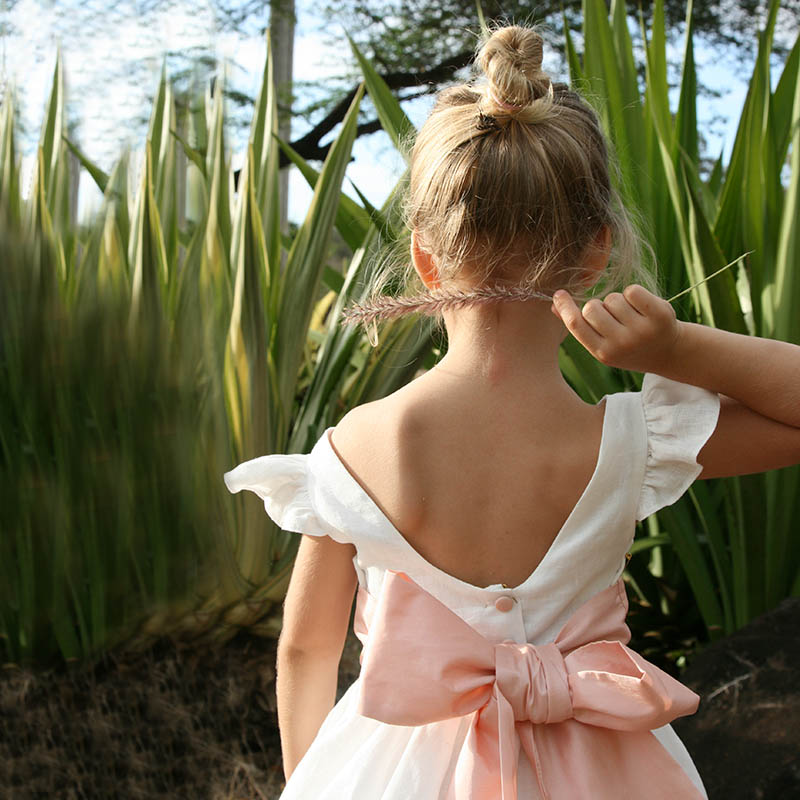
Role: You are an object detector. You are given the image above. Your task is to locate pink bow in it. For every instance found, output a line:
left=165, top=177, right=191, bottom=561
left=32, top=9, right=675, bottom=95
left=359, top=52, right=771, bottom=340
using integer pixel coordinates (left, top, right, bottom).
left=355, top=571, right=705, bottom=800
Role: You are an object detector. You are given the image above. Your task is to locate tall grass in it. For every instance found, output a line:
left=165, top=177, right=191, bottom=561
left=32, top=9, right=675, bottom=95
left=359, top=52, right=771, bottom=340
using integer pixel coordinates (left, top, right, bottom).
left=563, top=0, right=800, bottom=637
left=0, top=39, right=432, bottom=667
left=1, top=0, right=797, bottom=667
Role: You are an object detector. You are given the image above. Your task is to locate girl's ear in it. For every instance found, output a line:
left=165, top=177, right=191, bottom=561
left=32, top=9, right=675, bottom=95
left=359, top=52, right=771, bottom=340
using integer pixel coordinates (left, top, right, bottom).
left=581, top=226, right=612, bottom=287
left=411, top=230, right=440, bottom=289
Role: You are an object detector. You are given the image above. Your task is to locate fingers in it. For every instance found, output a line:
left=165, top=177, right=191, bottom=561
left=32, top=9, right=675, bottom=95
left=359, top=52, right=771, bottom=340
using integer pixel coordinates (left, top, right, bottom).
left=603, top=291, right=642, bottom=325
left=552, top=290, right=604, bottom=353
left=622, top=283, right=676, bottom=326
left=622, top=284, right=658, bottom=315
left=554, top=291, right=628, bottom=337
left=553, top=287, right=649, bottom=332
left=554, top=285, right=677, bottom=372
left=581, top=297, right=626, bottom=337
left=553, top=288, right=646, bottom=365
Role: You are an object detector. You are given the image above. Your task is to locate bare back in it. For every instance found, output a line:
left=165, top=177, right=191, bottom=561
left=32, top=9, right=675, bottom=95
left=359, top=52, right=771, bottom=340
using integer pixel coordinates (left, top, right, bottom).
left=330, top=367, right=606, bottom=589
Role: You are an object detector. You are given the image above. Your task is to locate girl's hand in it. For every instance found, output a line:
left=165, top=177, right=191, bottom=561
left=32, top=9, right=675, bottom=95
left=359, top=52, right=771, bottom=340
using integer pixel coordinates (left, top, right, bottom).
left=554, top=282, right=800, bottom=479
left=552, top=284, right=681, bottom=374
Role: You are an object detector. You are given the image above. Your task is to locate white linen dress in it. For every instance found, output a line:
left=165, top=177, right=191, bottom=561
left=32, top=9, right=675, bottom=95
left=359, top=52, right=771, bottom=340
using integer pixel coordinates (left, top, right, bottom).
left=224, top=374, right=719, bottom=799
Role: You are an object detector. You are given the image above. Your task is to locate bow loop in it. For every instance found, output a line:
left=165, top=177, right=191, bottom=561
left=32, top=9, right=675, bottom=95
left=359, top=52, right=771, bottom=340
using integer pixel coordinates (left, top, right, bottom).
left=495, top=641, right=572, bottom=724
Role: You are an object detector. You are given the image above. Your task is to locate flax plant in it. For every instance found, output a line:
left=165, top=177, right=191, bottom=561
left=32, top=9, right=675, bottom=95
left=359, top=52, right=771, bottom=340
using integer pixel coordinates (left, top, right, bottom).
left=0, top=37, right=433, bottom=667
left=560, top=0, right=800, bottom=639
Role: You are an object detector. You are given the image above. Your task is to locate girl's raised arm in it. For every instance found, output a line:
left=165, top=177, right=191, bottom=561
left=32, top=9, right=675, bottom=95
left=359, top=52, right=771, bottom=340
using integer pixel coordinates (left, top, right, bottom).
left=553, top=285, right=800, bottom=479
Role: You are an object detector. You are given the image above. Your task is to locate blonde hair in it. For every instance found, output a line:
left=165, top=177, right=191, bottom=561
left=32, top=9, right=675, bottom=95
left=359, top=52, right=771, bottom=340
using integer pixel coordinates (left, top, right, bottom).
left=344, top=25, right=654, bottom=326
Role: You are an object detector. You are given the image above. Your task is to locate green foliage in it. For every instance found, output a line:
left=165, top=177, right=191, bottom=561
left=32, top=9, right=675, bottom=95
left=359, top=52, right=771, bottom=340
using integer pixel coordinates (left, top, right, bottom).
left=0, top=36, right=433, bottom=667
left=315, top=0, right=800, bottom=120
left=565, top=0, right=800, bottom=639
left=0, top=213, right=227, bottom=665
left=2, top=1, right=798, bottom=668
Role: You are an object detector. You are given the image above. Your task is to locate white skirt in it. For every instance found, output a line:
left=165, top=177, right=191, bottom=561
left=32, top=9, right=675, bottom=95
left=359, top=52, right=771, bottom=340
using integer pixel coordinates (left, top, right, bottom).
left=279, top=679, right=708, bottom=799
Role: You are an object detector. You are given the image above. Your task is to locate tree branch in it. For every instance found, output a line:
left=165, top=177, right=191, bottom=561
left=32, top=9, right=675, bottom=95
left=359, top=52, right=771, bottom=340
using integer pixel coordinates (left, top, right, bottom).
left=280, top=118, right=385, bottom=165
left=278, top=49, right=473, bottom=167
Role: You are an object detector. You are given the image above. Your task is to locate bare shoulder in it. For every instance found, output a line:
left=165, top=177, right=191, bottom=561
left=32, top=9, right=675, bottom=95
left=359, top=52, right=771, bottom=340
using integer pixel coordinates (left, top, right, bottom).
left=331, top=391, right=424, bottom=463
left=332, top=398, right=392, bottom=455
left=333, top=398, right=388, bottom=447
left=329, top=389, right=432, bottom=532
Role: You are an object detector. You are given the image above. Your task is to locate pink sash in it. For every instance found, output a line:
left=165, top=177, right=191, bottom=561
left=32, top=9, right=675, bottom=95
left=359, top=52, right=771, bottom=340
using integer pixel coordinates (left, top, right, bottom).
left=354, top=571, right=704, bottom=800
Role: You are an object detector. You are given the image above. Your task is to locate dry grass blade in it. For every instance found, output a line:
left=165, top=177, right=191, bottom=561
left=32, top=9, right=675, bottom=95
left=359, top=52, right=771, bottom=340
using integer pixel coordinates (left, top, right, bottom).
left=667, top=252, right=753, bottom=303
left=342, top=252, right=753, bottom=326
left=340, top=284, right=555, bottom=324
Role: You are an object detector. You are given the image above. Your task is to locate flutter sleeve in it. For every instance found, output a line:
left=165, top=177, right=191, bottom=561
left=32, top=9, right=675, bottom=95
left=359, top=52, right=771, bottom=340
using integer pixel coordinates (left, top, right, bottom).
left=636, top=374, right=721, bottom=521
left=223, top=453, right=349, bottom=544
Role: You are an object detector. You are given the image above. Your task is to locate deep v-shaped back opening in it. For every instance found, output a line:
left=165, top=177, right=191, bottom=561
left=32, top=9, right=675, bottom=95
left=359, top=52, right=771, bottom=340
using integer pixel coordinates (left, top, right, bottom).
left=323, top=395, right=613, bottom=593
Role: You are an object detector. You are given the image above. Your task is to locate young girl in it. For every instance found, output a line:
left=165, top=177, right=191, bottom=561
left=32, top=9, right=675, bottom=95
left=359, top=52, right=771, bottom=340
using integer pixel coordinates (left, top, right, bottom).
left=225, top=25, right=800, bottom=799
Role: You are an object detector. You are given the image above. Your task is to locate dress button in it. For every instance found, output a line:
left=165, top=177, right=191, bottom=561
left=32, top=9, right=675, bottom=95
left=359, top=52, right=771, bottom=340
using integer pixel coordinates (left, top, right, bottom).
left=495, top=596, right=515, bottom=612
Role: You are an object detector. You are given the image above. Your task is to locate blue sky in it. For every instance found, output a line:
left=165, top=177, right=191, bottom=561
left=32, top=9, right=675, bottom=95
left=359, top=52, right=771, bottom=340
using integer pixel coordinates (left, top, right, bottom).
left=2, top=0, right=756, bottom=223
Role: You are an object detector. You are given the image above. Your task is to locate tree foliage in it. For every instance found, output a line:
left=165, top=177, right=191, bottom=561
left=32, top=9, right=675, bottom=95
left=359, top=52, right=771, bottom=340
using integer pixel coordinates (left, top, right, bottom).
left=326, top=0, right=800, bottom=82
left=2, top=1, right=798, bottom=167
left=293, top=0, right=800, bottom=163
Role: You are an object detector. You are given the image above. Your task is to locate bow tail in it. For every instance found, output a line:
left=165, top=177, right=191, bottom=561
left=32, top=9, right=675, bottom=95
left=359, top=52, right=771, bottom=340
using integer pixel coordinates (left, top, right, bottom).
left=453, top=688, right=521, bottom=800
left=517, top=723, right=551, bottom=800
left=528, top=722, right=706, bottom=800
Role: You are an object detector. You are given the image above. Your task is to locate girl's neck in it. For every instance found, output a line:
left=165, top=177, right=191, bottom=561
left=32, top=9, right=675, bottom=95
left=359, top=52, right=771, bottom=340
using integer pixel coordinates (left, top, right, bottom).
left=434, top=298, right=570, bottom=392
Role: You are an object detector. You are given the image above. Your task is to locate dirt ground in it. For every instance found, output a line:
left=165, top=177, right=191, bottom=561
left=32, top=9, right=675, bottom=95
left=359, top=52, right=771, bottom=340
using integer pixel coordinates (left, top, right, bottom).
left=1, top=632, right=289, bottom=800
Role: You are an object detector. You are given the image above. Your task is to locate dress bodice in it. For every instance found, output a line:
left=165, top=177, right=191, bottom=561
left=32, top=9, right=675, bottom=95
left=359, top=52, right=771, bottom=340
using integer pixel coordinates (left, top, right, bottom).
left=224, top=374, right=720, bottom=645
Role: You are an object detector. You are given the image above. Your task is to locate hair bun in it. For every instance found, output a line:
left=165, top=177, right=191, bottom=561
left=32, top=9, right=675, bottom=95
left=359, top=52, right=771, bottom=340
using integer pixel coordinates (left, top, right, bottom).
left=478, top=26, right=551, bottom=112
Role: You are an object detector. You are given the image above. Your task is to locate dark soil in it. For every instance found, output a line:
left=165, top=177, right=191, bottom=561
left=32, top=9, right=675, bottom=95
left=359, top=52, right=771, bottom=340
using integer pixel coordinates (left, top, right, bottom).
left=1, top=633, right=286, bottom=800
left=0, top=624, right=364, bottom=800
left=673, top=597, right=800, bottom=800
